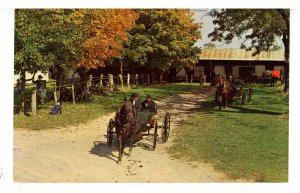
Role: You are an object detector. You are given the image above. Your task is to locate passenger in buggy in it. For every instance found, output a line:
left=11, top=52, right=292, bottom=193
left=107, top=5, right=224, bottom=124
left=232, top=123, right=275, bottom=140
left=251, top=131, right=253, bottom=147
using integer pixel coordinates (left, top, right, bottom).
left=141, top=95, right=157, bottom=127
left=141, top=95, right=157, bottom=114
left=133, top=95, right=158, bottom=142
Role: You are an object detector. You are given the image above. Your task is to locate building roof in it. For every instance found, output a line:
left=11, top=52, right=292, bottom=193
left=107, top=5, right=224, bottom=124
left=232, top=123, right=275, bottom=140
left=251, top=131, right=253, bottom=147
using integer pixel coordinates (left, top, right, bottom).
left=199, top=48, right=285, bottom=61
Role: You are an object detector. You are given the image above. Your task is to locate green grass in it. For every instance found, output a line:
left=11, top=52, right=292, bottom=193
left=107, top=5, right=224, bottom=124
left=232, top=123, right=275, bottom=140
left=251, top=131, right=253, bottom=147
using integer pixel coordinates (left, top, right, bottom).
left=168, top=86, right=288, bottom=182
left=14, top=83, right=200, bottom=130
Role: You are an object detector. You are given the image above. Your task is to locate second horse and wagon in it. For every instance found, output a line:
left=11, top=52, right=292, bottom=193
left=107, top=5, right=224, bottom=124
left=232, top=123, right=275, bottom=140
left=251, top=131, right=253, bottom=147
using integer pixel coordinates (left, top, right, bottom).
left=106, top=97, right=171, bottom=164
left=213, top=75, right=253, bottom=110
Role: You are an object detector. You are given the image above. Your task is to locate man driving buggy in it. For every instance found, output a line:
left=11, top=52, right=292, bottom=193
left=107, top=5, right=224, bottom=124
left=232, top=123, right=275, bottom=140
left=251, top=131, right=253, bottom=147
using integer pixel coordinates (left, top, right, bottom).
left=130, top=92, right=142, bottom=111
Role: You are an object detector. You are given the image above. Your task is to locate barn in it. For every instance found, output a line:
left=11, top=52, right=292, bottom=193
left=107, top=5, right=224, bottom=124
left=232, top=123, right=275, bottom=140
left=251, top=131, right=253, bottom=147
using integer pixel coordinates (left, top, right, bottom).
left=177, top=48, right=285, bottom=82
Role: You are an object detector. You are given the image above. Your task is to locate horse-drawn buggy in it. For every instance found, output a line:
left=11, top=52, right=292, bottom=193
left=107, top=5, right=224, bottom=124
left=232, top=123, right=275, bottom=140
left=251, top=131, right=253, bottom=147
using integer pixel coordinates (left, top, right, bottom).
left=106, top=98, right=171, bottom=164
left=214, top=75, right=253, bottom=110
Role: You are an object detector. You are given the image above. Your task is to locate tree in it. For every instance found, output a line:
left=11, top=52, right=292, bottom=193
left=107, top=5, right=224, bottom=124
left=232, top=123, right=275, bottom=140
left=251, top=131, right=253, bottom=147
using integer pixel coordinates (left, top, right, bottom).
left=203, top=42, right=216, bottom=49
left=75, top=9, right=138, bottom=74
left=15, top=9, right=85, bottom=112
left=15, top=9, right=138, bottom=112
left=208, top=9, right=289, bottom=92
left=38, top=9, right=84, bottom=87
left=15, top=9, right=53, bottom=112
left=123, top=9, right=201, bottom=81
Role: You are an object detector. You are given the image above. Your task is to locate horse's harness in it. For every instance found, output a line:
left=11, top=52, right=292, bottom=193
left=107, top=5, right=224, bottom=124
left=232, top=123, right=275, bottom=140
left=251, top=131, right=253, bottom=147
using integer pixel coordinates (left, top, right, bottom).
left=216, top=77, right=235, bottom=93
left=116, top=104, right=136, bottom=130
left=215, top=77, right=226, bottom=90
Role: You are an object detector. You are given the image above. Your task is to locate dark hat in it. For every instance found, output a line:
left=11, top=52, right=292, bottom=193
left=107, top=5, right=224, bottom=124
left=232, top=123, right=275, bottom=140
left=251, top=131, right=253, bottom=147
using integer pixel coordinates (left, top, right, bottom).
left=131, top=92, right=138, bottom=98
left=146, top=94, right=152, bottom=99
left=38, top=75, right=43, bottom=79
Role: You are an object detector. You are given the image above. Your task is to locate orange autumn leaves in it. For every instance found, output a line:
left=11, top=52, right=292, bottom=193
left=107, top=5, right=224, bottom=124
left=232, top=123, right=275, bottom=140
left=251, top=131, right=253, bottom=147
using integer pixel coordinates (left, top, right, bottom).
left=76, top=9, right=138, bottom=69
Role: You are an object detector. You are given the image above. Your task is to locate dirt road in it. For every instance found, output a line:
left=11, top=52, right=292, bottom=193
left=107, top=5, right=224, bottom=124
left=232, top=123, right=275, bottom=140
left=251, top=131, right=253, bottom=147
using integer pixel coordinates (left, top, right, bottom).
left=14, top=87, right=249, bottom=182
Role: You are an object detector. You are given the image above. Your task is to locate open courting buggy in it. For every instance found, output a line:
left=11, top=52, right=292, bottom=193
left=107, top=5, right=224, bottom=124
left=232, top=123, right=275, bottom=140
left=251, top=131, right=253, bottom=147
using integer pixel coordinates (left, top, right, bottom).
left=106, top=99, right=170, bottom=164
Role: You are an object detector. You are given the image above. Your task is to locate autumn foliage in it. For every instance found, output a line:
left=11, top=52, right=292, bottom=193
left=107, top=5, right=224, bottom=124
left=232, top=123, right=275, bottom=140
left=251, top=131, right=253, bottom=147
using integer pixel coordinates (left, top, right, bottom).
left=76, top=9, right=138, bottom=69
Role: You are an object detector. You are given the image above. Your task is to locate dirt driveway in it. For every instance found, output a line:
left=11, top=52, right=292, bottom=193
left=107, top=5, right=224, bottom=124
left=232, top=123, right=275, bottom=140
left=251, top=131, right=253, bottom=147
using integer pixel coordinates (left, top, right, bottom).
left=14, top=87, right=249, bottom=182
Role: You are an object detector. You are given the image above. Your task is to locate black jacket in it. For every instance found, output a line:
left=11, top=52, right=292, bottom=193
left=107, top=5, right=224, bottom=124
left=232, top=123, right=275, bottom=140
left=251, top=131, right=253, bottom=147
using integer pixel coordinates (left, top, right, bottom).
left=141, top=100, right=157, bottom=114
left=131, top=99, right=142, bottom=111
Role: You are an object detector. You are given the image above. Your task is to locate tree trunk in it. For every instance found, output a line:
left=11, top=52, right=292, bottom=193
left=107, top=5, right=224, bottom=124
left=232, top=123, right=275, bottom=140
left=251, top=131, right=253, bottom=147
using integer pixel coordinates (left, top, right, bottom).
left=55, top=66, right=65, bottom=101
left=169, top=67, right=177, bottom=82
left=277, top=9, right=289, bottom=93
left=77, top=67, right=88, bottom=82
left=19, top=70, right=26, bottom=113
left=119, top=59, right=123, bottom=76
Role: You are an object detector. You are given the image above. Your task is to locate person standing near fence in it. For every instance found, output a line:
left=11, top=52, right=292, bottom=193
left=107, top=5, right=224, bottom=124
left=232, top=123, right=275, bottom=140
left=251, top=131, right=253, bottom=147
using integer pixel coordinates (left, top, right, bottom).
left=16, top=79, right=21, bottom=94
left=33, top=75, right=46, bottom=105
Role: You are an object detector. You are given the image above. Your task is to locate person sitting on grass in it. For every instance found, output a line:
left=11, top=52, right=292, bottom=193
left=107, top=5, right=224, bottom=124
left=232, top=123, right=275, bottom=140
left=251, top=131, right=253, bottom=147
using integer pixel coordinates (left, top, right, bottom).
left=49, top=101, right=62, bottom=115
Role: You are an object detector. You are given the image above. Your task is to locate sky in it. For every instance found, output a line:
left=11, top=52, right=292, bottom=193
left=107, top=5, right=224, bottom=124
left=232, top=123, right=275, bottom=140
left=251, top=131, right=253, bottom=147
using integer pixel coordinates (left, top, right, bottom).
left=193, top=9, right=284, bottom=49
left=193, top=9, right=243, bottom=48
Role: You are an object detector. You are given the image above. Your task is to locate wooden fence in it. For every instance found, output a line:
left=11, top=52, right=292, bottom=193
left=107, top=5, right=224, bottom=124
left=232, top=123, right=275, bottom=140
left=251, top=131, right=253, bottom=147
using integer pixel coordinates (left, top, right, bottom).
left=30, top=73, right=167, bottom=115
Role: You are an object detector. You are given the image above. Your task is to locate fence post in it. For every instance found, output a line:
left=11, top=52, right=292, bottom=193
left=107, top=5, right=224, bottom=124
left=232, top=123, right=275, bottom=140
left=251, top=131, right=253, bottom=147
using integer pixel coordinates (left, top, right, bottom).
left=31, top=89, right=37, bottom=116
left=71, top=84, right=75, bottom=104
left=135, top=74, right=139, bottom=87
left=86, top=82, right=89, bottom=92
left=111, top=74, right=114, bottom=86
left=100, top=74, right=103, bottom=87
left=89, top=75, right=93, bottom=87
left=191, top=75, right=193, bottom=83
left=127, top=73, right=131, bottom=90
left=109, top=74, right=114, bottom=91
left=87, top=75, right=92, bottom=93
left=119, top=74, right=124, bottom=91
left=185, top=74, right=188, bottom=83
left=54, top=85, right=57, bottom=104
left=147, top=74, right=150, bottom=86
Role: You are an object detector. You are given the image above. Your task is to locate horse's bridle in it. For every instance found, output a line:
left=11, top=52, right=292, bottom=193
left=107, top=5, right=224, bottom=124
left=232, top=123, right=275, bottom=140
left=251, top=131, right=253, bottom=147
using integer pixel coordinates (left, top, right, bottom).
left=215, top=76, right=225, bottom=89
left=117, top=104, right=136, bottom=126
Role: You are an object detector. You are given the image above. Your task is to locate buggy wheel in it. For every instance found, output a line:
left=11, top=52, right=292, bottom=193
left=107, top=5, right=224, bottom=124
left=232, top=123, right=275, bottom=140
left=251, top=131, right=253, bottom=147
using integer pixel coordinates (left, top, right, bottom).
left=107, top=118, right=114, bottom=147
left=161, top=113, right=171, bottom=143
left=152, top=121, right=158, bottom=151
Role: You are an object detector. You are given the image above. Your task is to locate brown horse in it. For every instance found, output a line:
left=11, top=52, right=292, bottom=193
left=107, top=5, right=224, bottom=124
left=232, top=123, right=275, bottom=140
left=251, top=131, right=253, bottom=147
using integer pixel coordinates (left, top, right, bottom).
left=114, top=100, right=136, bottom=164
left=213, top=75, right=237, bottom=110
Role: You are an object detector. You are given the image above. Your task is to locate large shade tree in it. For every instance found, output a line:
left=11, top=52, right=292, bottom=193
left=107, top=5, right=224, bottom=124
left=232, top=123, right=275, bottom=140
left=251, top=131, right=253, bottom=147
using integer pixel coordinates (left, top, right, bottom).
left=15, top=9, right=85, bottom=112
left=208, top=9, right=289, bottom=92
left=123, top=9, right=201, bottom=81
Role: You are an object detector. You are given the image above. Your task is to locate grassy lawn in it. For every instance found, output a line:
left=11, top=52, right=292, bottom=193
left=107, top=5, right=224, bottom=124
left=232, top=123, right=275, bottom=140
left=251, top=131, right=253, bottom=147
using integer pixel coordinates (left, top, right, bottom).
left=14, top=83, right=201, bottom=130
left=168, top=85, right=288, bottom=182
